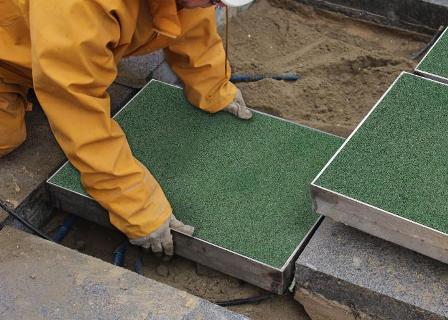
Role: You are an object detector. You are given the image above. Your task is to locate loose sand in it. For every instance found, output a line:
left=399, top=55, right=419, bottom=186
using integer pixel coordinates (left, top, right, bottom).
left=229, top=0, right=426, bottom=137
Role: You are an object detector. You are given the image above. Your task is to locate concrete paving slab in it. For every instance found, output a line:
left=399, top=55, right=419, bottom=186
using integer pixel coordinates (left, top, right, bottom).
left=116, top=52, right=181, bottom=89
left=294, top=218, right=448, bottom=320
left=0, top=226, right=247, bottom=320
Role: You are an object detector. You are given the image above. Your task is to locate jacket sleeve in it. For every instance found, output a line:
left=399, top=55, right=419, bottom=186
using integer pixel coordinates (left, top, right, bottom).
left=29, top=0, right=171, bottom=239
left=164, top=6, right=237, bottom=113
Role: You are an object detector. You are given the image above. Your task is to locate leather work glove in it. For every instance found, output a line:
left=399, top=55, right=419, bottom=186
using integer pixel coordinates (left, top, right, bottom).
left=129, top=215, right=194, bottom=256
left=223, top=89, right=253, bottom=120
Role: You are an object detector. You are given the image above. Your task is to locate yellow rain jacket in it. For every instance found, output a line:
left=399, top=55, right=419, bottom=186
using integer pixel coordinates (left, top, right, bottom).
left=0, top=0, right=237, bottom=239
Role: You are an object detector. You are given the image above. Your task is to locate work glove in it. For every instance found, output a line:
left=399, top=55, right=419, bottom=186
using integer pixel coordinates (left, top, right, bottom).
left=223, top=89, right=253, bottom=120
left=129, top=215, right=194, bottom=256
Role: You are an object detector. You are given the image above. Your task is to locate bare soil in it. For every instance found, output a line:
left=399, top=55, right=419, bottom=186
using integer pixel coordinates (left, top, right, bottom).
left=229, top=0, right=427, bottom=137
left=44, top=1, right=427, bottom=319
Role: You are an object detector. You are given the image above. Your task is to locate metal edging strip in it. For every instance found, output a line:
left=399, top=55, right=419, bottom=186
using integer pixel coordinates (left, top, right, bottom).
left=313, top=184, right=448, bottom=238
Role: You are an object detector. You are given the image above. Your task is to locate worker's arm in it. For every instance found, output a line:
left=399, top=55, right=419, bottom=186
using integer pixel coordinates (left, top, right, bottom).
left=29, top=0, right=173, bottom=242
left=164, top=7, right=243, bottom=113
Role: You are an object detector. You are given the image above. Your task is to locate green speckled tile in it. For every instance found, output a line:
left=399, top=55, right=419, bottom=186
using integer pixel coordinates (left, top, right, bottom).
left=48, top=81, right=342, bottom=268
left=315, top=73, right=448, bottom=236
left=416, top=27, right=448, bottom=83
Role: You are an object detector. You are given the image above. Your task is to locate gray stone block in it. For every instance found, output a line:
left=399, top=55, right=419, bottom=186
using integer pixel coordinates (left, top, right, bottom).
left=294, top=218, right=448, bottom=320
left=0, top=226, right=247, bottom=320
left=116, top=52, right=181, bottom=89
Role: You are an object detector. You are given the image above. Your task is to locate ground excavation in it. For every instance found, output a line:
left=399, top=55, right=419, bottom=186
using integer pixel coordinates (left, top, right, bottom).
left=44, top=1, right=427, bottom=319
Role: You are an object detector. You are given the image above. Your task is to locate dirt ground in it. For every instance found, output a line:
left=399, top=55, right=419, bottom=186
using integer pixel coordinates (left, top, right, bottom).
left=44, top=1, right=428, bottom=319
left=229, top=0, right=426, bottom=137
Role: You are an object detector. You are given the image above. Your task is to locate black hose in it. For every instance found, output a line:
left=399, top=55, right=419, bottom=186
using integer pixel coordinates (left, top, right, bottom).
left=52, top=214, right=77, bottom=243
left=0, top=200, right=52, bottom=241
left=214, top=293, right=273, bottom=307
left=112, top=241, right=128, bottom=266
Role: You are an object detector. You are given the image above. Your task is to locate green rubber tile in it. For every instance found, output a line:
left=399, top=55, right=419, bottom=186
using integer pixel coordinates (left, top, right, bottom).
left=48, top=81, right=342, bottom=268
left=315, top=73, right=448, bottom=236
left=416, top=27, right=448, bottom=83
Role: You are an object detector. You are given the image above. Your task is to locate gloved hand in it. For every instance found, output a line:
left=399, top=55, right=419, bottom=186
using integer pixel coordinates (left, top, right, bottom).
left=223, top=89, right=253, bottom=120
left=129, top=215, right=194, bottom=256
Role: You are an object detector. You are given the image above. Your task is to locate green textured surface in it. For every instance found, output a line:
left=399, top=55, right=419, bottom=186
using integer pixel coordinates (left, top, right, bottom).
left=49, top=81, right=342, bottom=268
left=418, top=28, right=448, bottom=80
left=316, top=73, right=448, bottom=235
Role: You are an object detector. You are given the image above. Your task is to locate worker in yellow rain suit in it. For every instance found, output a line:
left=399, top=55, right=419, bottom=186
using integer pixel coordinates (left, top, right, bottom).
left=0, top=0, right=253, bottom=254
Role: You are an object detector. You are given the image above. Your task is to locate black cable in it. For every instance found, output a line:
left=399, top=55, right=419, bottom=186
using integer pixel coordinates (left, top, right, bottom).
left=0, top=200, right=52, bottom=241
left=214, top=293, right=273, bottom=307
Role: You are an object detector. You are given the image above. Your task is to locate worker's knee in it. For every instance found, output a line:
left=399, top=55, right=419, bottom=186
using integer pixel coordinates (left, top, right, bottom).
left=0, top=131, right=26, bottom=157
left=0, top=92, right=27, bottom=157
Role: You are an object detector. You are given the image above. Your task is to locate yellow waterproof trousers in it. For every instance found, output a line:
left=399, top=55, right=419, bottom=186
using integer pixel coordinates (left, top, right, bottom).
left=0, top=80, right=27, bottom=157
left=0, top=0, right=237, bottom=239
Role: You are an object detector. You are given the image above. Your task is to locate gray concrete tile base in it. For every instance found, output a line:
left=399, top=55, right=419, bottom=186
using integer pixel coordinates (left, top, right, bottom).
left=294, top=218, right=448, bottom=320
left=0, top=226, right=247, bottom=320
